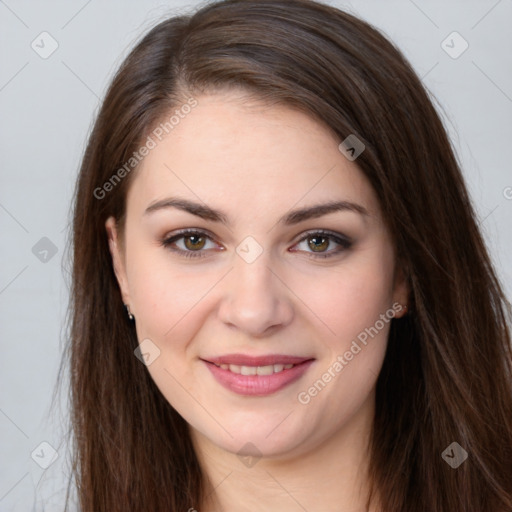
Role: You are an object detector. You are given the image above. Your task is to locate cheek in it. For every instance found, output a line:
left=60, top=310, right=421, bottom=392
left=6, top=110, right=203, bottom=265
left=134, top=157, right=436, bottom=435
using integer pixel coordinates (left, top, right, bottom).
left=125, top=245, right=186, bottom=335
left=127, top=238, right=396, bottom=344
left=298, top=249, right=395, bottom=418
left=295, top=247, right=396, bottom=351
left=130, top=266, right=201, bottom=339
left=126, top=246, right=227, bottom=358
left=295, top=258, right=395, bottom=427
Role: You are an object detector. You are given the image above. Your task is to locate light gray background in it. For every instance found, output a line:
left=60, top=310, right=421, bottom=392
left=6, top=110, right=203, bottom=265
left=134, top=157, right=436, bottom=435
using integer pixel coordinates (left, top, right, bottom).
left=1, top=0, right=511, bottom=510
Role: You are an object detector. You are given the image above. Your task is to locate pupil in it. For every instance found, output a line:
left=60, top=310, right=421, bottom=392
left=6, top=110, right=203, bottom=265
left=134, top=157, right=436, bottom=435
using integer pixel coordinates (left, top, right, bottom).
left=186, top=235, right=204, bottom=250
left=309, top=236, right=328, bottom=252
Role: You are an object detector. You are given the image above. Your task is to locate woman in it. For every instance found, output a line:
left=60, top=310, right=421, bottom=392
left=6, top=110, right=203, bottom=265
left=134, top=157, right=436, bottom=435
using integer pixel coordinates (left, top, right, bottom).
left=63, top=0, right=512, bottom=510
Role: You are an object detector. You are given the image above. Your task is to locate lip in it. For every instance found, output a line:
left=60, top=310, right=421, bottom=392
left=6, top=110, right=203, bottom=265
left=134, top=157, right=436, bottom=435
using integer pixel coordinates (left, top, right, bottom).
left=202, top=355, right=315, bottom=396
left=204, top=354, right=312, bottom=366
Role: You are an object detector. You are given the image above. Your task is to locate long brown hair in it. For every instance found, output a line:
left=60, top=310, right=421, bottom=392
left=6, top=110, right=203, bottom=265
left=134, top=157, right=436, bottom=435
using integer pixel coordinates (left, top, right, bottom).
left=60, top=0, right=512, bottom=510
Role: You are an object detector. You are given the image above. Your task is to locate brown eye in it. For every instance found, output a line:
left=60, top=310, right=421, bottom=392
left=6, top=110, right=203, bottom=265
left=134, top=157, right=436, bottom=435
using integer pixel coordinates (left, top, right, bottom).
left=183, top=234, right=207, bottom=251
left=307, top=234, right=330, bottom=252
left=161, top=230, right=217, bottom=259
left=293, top=230, right=352, bottom=259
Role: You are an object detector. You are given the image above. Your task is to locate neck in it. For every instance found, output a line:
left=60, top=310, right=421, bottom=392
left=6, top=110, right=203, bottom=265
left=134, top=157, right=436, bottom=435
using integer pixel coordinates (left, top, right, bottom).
left=190, top=392, right=380, bottom=512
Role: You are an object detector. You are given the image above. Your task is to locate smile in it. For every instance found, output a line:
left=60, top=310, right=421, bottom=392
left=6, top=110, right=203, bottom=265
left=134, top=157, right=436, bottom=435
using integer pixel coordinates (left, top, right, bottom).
left=213, top=363, right=295, bottom=375
left=202, top=357, right=315, bottom=396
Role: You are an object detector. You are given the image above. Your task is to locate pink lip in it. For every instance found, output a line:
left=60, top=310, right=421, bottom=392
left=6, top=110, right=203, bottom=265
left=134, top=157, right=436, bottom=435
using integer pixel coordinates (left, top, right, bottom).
left=202, top=357, right=315, bottom=396
left=204, top=354, right=312, bottom=366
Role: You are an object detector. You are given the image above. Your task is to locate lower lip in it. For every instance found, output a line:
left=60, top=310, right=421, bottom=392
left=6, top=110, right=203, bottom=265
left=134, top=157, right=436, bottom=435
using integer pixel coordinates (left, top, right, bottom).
left=203, top=360, right=315, bottom=396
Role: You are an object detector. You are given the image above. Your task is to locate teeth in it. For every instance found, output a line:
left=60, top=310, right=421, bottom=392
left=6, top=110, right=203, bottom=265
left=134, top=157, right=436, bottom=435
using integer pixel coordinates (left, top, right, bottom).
left=257, top=365, right=274, bottom=375
left=216, top=363, right=296, bottom=374
left=241, top=365, right=257, bottom=376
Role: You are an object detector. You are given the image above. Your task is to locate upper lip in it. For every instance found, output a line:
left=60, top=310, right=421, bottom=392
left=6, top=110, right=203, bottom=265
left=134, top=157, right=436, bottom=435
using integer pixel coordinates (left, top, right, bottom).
left=203, top=354, right=314, bottom=366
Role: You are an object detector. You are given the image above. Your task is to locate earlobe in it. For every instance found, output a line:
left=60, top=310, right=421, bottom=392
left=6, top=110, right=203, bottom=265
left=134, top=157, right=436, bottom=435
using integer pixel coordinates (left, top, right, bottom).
left=392, top=265, right=411, bottom=319
left=105, top=216, right=130, bottom=304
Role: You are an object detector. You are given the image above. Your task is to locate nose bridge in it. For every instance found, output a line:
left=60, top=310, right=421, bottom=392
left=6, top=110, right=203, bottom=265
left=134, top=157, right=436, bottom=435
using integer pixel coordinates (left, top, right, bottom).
left=217, top=242, right=293, bottom=335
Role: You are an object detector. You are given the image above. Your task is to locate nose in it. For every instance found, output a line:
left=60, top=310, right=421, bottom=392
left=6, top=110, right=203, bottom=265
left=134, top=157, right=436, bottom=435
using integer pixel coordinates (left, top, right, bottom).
left=217, top=251, right=294, bottom=338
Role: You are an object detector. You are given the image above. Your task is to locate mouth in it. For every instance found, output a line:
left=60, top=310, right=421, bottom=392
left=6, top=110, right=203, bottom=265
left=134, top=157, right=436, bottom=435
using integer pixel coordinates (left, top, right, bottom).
left=212, top=362, right=296, bottom=375
left=201, top=354, right=315, bottom=396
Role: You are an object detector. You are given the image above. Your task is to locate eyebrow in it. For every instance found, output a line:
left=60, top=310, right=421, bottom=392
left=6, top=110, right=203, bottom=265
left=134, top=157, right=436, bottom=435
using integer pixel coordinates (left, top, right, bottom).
left=143, top=196, right=369, bottom=226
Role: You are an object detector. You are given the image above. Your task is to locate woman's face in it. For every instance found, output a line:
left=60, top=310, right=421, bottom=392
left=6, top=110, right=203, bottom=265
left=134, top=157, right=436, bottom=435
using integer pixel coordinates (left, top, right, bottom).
left=106, top=91, right=408, bottom=460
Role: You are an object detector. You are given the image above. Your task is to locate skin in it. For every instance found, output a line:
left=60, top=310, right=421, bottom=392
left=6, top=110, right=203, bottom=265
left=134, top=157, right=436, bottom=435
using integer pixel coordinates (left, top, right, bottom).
left=106, top=90, right=409, bottom=512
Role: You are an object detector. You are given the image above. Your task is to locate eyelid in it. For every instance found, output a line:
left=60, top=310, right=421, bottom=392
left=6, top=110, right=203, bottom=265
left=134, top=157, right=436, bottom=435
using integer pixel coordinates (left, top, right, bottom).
left=294, top=228, right=352, bottom=245
left=160, top=228, right=222, bottom=259
left=160, top=228, right=352, bottom=259
left=292, top=229, right=352, bottom=259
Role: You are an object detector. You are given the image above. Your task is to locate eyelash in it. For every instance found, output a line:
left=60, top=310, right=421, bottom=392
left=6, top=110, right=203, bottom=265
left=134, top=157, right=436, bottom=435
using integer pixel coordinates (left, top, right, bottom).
left=160, top=229, right=352, bottom=260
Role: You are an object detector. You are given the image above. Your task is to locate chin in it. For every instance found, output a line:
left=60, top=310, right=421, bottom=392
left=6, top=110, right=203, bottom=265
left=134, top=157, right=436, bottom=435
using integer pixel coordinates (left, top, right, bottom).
left=191, top=410, right=314, bottom=460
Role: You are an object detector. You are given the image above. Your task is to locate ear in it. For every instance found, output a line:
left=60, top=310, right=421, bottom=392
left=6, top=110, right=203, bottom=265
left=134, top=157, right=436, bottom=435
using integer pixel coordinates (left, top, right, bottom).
left=105, top=216, right=131, bottom=305
left=392, top=264, right=410, bottom=319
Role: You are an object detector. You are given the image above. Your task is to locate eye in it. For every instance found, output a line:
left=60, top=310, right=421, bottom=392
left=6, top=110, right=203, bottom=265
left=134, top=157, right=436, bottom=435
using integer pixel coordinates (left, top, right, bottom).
left=292, top=230, right=352, bottom=259
left=160, top=229, right=352, bottom=259
left=161, top=229, right=219, bottom=259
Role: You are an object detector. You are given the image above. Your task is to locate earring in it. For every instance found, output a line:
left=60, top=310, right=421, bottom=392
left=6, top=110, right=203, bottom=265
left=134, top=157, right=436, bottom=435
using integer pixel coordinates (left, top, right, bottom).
left=403, top=304, right=409, bottom=315
left=124, top=304, right=135, bottom=321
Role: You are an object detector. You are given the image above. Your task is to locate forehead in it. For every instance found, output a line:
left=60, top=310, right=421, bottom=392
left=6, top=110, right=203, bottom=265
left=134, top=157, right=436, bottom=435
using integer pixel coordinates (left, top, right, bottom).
left=125, top=93, right=379, bottom=222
